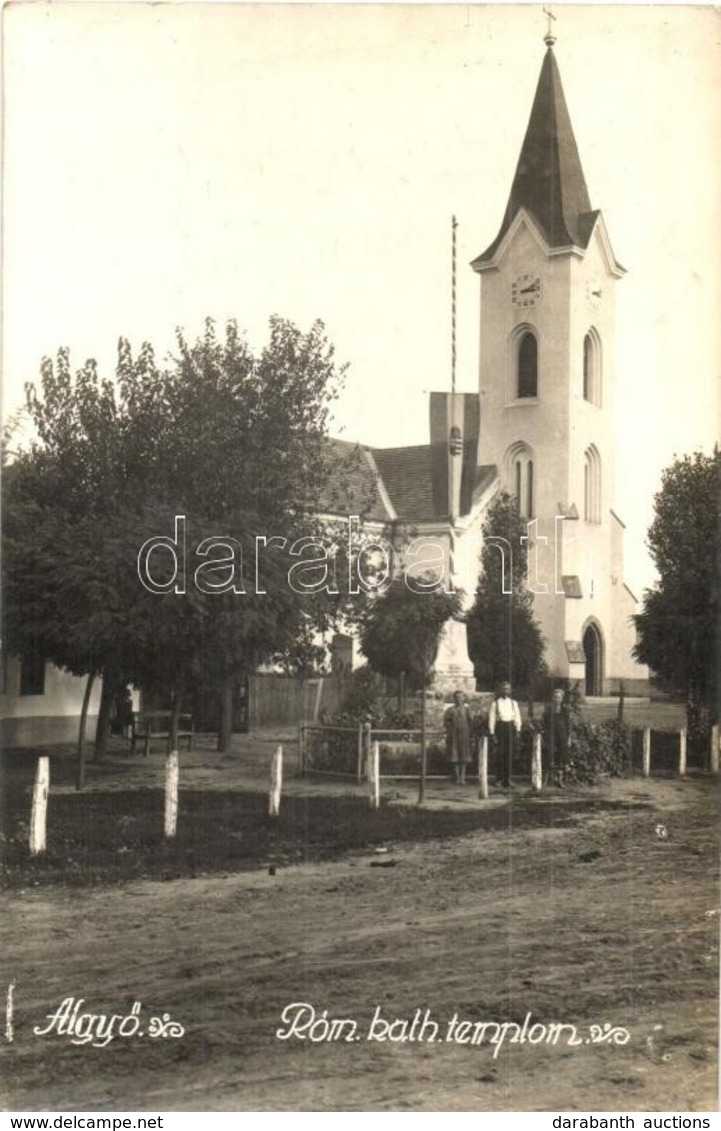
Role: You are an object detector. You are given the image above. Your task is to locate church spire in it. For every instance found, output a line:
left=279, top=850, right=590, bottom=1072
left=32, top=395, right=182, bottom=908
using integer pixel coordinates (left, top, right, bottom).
left=472, top=42, right=597, bottom=268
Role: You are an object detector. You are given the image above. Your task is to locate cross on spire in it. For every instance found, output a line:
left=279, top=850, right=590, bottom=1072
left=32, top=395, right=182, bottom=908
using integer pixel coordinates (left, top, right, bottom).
left=543, top=6, right=557, bottom=48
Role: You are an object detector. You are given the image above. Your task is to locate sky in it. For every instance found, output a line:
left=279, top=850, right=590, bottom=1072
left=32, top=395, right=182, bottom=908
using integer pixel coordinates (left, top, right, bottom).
left=3, top=3, right=720, bottom=595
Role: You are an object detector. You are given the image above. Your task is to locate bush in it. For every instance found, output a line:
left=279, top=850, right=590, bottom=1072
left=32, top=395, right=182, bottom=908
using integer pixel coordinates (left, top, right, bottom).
left=567, top=718, right=631, bottom=784
left=337, top=666, right=386, bottom=721
left=304, top=726, right=361, bottom=775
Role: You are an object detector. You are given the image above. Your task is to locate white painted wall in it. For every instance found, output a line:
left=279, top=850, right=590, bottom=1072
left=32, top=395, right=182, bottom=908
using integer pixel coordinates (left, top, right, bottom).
left=1, top=657, right=102, bottom=719
left=475, top=215, right=647, bottom=687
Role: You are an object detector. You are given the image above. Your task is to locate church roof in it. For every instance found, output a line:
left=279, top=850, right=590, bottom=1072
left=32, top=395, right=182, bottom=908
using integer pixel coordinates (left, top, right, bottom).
left=318, top=437, right=390, bottom=522
left=373, top=449, right=496, bottom=522
left=473, top=46, right=598, bottom=267
left=319, top=436, right=497, bottom=525
left=371, top=445, right=436, bottom=521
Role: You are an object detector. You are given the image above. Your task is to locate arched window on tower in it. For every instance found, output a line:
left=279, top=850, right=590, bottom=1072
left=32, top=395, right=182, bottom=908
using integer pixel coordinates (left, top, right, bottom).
left=517, top=332, right=538, bottom=399
left=507, top=442, right=535, bottom=518
left=583, top=329, right=602, bottom=406
left=583, top=444, right=602, bottom=523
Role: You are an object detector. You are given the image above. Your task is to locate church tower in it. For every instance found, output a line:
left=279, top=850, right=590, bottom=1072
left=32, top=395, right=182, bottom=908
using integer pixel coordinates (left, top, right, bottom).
left=471, top=32, right=646, bottom=694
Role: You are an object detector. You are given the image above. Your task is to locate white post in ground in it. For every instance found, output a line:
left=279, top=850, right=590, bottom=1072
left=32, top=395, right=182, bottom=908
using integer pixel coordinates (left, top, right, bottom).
left=164, top=750, right=179, bottom=838
left=29, top=756, right=50, bottom=856
left=356, top=724, right=364, bottom=783
left=368, top=741, right=380, bottom=809
left=642, top=727, right=651, bottom=778
left=478, top=736, right=489, bottom=800
left=297, top=724, right=304, bottom=775
left=269, top=745, right=283, bottom=817
left=531, top=732, right=543, bottom=792
left=678, top=728, right=687, bottom=778
left=711, top=724, right=719, bottom=774
left=313, top=678, right=324, bottom=722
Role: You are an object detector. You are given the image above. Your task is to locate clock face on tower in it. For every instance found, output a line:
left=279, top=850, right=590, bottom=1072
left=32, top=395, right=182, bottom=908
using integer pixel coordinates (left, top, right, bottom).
left=511, top=272, right=542, bottom=308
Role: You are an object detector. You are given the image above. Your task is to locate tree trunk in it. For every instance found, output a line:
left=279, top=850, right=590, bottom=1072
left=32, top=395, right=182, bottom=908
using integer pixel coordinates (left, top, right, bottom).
left=217, top=676, right=234, bottom=754
left=76, top=668, right=96, bottom=791
left=686, top=686, right=708, bottom=762
left=418, top=683, right=427, bottom=805
left=169, top=690, right=183, bottom=750
left=93, top=673, right=115, bottom=761
left=399, top=670, right=407, bottom=714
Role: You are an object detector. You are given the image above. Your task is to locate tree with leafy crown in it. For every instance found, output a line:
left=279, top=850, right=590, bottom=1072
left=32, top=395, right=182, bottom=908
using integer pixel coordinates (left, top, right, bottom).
left=3, top=317, right=367, bottom=776
left=465, top=491, right=546, bottom=695
left=358, top=573, right=464, bottom=803
left=633, top=448, right=720, bottom=742
left=358, top=574, right=463, bottom=708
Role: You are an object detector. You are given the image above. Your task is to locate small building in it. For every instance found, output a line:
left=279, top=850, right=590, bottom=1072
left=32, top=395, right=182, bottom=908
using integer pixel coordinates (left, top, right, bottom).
left=1, top=654, right=102, bottom=748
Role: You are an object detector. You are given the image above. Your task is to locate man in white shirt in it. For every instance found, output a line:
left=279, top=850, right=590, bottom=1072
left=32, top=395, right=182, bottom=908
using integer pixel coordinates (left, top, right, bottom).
left=488, top=681, right=522, bottom=788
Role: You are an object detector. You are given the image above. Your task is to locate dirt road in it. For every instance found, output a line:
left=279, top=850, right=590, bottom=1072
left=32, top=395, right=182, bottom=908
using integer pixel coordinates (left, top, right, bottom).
left=1, top=773, right=718, bottom=1112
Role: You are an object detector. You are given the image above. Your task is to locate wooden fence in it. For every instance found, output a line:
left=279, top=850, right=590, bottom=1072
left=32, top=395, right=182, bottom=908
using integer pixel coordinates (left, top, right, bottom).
left=23, top=724, right=721, bottom=856
left=299, top=719, right=719, bottom=781
left=299, top=723, right=456, bottom=781
left=248, top=674, right=342, bottom=729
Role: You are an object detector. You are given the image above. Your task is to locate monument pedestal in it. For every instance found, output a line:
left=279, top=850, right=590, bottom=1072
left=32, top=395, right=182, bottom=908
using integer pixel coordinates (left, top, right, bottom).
left=432, top=618, right=476, bottom=696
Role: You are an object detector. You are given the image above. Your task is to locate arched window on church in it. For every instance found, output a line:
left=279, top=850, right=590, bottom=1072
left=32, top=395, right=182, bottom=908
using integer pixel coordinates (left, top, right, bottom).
left=507, top=442, right=535, bottom=518
left=583, top=329, right=602, bottom=406
left=584, top=444, right=602, bottom=523
left=517, top=332, right=538, bottom=399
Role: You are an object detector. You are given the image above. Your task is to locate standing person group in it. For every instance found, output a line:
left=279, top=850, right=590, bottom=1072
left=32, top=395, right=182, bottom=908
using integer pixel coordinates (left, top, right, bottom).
left=445, top=683, right=572, bottom=791
left=445, top=682, right=523, bottom=788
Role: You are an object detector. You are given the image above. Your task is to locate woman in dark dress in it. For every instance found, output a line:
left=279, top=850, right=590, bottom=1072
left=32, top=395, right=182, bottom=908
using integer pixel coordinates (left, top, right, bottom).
left=445, top=690, right=472, bottom=784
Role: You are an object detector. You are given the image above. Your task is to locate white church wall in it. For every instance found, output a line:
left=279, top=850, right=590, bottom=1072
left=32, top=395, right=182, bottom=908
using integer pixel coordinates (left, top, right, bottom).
left=567, top=232, right=618, bottom=523
left=479, top=221, right=574, bottom=522
left=608, top=586, right=648, bottom=689
left=474, top=213, right=647, bottom=689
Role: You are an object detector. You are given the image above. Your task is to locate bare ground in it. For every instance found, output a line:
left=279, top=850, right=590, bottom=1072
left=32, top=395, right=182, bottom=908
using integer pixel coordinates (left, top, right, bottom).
left=1, top=733, right=718, bottom=1112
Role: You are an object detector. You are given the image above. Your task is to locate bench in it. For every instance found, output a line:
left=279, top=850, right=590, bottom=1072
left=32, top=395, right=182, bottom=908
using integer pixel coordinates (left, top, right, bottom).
left=128, top=711, right=194, bottom=757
